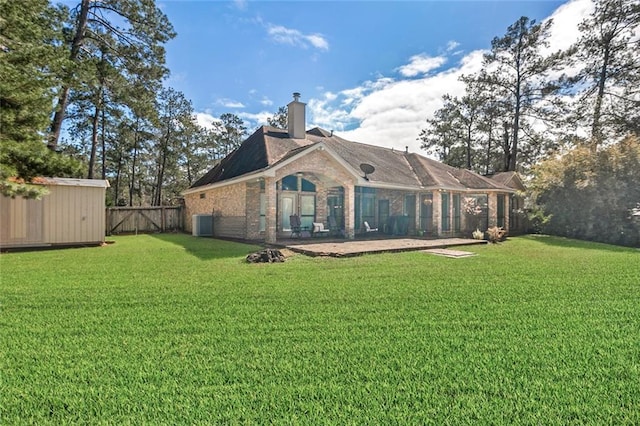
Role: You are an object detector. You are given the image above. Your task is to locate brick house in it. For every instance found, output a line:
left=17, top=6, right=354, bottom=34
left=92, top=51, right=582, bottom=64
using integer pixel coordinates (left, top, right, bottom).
left=182, top=93, right=516, bottom=243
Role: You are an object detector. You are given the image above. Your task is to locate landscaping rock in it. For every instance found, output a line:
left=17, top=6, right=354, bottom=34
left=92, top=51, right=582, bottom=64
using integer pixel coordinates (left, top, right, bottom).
left=246, top=248, right=286, bottom=263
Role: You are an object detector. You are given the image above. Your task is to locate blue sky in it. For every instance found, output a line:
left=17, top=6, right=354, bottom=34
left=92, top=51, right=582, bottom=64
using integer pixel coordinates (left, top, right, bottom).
left=160, top=0, right=593, bottom=152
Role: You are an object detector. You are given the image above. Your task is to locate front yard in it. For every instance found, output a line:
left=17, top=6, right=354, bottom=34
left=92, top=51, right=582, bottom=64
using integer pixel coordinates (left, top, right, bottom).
left=1, top=234, right=639, bottom=423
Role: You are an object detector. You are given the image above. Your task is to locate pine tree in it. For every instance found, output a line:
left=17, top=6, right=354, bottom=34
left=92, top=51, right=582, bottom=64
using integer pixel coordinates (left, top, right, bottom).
left=48, top=0, right=175, bottom=150
left=472, top=16, right=564, bottom=171
left=569, top=0, right=640, bottom=149
left=0, top=0, right=83, bottom=197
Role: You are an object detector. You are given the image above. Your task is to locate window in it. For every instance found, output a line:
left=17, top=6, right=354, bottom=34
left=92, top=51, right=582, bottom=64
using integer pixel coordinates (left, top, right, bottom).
left=282, top=175, right=315, bottom=192
left=259, top=193, right=266, bottom=232
left=355, top=187, right=377, bottom=230
left=441, top=192, right=450, bottom=232
left=300, top=194, right=315, bottom=229
left=281, top=175, right=298, bottom=191
left=453, top=194, right=461, bottom=232
left=301, top=179, right=315, bottom=192
left=497, top=194, right=505, bottom=228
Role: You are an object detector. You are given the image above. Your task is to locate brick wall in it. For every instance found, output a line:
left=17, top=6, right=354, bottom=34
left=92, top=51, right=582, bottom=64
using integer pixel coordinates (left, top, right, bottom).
left=184, top=182, right=246, bottom=236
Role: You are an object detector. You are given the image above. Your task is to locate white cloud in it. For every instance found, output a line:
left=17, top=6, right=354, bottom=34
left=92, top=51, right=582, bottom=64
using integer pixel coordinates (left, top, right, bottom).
left=217, top=98, right=245, bottom=108
left=396, top=54, right=447, bottom=77
left=195, top=112, right=221, bottom=130
left=232, top=0, right=247, bottom=11
left=238, top=110, right=274, bottom=127
left=260, top=97, right=273, bottom=106
left=306, top=0, right=593, bottom=155
left=543, top=0, right=593, bottom=54
left=266, top=24, right=329, bottom=51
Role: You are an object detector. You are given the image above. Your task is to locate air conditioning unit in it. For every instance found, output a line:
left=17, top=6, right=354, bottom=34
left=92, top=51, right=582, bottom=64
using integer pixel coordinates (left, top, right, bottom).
left=192, top=214, right=213, bottom=237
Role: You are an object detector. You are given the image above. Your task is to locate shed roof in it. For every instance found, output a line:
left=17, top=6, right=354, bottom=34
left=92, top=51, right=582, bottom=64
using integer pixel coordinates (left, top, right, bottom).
left=34, top=177, right=110, bottom=188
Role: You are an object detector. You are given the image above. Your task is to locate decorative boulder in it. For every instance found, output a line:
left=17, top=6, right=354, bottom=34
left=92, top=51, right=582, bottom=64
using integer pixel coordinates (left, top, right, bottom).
left=246, top=248, right=286, bottom=263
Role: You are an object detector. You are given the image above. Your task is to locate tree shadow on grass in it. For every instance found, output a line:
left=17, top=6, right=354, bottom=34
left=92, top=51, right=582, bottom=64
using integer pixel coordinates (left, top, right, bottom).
left=523, top=234, right=640, bottom=252
left=150, top=233, right=263, bottom=261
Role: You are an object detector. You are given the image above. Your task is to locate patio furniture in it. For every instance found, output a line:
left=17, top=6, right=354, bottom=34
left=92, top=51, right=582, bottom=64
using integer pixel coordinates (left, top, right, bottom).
left=312, top=222, right=330, bottom=237
left=327, top=216, right=342, bottom=237
left=290, top=215, right=303, bottom=238
left=364, top=221, right=378, bottom=233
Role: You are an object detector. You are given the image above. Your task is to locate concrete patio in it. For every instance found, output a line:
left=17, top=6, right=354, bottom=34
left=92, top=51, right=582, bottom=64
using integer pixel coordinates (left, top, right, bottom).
left=276, top=237, right=487, bottom=257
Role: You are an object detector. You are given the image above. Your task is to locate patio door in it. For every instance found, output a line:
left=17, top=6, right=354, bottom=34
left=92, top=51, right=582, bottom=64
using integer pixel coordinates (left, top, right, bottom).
left=281, top=193, right=316, bottom=231
left=299, top=194, right=315, bottom=229
left=281, top=194, right=296, bottom=231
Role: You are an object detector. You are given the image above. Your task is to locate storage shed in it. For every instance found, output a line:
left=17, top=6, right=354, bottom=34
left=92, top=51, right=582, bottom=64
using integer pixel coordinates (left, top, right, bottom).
left=0, top=178, right=110, bottom=249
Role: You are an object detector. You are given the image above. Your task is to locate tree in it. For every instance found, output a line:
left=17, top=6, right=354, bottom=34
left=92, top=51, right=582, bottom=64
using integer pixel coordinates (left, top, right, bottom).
left=472, top=16, right=564, bottom=171
left=0, top=0, right=83, bottom=197
left=530, top=135, right=640, bottom=247
left=419, top=79, right=506, bottom=174
left=568, top=0, right=640, bottom=149
left=267, top=106, right=288, bottom=129
left=181, top=124, right=224, bottom=187
left=48, top=0, right=175, bottom=150
left=218, top=113, right=247, bottom=156
left=418, top=100, right=464, bottom=165
left=151, top=88, right=196, bottom=206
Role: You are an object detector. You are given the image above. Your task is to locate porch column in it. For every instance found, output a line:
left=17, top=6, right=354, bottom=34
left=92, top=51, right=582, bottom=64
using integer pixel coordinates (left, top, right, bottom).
left=487, top=192, right=498, bottom=228
left=344, top=184, right=355, bottom=239
left=264, top=176, right=277, bottom=243
left=433, top=190, right=442, bottom=236
left=504, top=195, right=510, bottom=232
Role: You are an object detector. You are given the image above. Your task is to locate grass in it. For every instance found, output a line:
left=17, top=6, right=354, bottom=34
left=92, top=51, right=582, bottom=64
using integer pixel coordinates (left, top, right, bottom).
left=1, top=234, right=639, bottom=424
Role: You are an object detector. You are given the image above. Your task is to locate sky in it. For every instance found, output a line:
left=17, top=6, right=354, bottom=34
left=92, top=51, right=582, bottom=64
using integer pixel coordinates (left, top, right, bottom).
left=159, top=0, right=594, bottom=153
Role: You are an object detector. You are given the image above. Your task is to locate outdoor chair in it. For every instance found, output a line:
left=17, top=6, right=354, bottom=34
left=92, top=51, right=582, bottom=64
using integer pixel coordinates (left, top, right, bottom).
left=290, top=215, right=302, bottom=238
left=327, top=216, right=341, bottom=237
left=364, top=221, right=378, bottom=233
left=312, top=222, right=330, bottom=237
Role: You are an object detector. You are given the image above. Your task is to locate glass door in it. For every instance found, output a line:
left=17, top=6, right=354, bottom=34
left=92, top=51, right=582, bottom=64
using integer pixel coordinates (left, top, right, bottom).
left=281, top=194, right=296, bottom=231
left=300, top=194, right=315, bottom=229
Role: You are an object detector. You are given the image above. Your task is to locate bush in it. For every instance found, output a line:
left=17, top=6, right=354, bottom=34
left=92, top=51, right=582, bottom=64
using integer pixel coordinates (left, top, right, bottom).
left=530, top=135, right=640, bottom=247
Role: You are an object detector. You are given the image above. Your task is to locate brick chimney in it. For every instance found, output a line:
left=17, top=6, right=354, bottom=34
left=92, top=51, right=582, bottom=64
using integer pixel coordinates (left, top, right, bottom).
left=287, top=92, right=306, bottom=139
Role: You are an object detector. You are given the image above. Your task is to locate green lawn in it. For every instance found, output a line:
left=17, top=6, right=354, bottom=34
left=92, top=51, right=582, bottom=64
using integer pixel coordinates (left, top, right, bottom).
left=1, top=234, right=639, bottom=424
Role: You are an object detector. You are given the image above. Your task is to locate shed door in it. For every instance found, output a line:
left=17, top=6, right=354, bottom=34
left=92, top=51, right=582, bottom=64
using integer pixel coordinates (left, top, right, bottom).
left=0, top=196, right=44, bottom=246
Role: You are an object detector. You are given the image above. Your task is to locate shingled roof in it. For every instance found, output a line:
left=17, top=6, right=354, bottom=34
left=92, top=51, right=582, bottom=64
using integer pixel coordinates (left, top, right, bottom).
left=190, top=126, right=513, bottom=192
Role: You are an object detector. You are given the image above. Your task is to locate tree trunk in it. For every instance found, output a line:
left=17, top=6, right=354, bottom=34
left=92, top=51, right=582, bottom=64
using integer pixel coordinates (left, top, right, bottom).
left=591, top=42, right=611, bottom=152
left=466, top=123, right=472, bottom=170
left=129, top=119, right=139, bottom=207
left=502, top=122, right=510, bottom=172
left=87, top=103, right=100, bottom=178
left=485, top=120, right=494, bottom=175
left=48, top=0, right=91, bottom=150
left=100, top=100, right=106, bottom=179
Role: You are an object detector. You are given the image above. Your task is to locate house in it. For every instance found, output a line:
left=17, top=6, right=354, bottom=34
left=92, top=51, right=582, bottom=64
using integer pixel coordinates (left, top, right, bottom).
left=182, top=93, right=516, bottom=243
left=0, top=177, right=110, bottom=249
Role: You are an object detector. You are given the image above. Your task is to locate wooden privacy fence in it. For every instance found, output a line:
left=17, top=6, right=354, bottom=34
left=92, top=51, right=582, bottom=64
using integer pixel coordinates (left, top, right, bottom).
left=106, top=206, right=183, bottom=235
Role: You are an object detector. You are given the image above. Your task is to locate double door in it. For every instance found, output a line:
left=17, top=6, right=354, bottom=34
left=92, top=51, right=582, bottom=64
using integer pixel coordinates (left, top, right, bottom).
left=281, top=193, right=315, bottom=231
